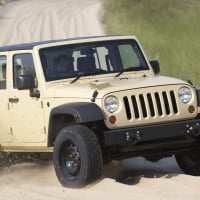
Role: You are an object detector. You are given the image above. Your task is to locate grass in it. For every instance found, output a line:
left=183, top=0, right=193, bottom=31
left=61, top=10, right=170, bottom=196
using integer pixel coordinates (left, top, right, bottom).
left=0, top=0, right=10, bottom=5
left=102, top=0, right=200, bottom=87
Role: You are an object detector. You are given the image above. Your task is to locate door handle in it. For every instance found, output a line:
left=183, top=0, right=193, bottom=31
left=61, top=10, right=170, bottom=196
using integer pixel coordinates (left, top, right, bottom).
left=9, top=98, right=19, bottom=103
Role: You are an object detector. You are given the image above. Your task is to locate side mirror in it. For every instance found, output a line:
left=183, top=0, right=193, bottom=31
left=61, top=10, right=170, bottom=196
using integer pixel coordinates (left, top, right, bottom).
left=16, top=75, right=36, bottom=90
left=150, top=60, right=160, bottom=75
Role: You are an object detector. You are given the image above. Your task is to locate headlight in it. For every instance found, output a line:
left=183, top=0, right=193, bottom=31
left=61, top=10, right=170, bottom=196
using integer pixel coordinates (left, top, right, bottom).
left=104, top=96, right=119, bottom=113
left=178, top=87, right=192, bottom=103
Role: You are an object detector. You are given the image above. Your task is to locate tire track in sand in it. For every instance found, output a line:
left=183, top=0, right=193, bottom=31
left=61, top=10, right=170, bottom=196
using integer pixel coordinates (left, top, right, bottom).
left=0, top=0, right=104, bottom=45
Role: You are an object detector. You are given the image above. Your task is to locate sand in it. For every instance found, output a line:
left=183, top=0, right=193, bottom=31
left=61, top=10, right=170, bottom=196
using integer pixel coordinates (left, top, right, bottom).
left=1, top=0, right=200, bottom=199
left=1, top=157, right=200, bottom=200
left=0, top=0, right=104, bottom=45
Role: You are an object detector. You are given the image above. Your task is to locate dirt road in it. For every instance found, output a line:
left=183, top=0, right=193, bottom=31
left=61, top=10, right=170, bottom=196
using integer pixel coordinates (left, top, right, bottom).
left=0, top=0, right=103, bottom=45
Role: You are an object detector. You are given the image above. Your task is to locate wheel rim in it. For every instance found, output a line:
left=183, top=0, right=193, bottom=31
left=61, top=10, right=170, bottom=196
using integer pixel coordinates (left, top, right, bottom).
left=60, top=140, right=81, bottom=181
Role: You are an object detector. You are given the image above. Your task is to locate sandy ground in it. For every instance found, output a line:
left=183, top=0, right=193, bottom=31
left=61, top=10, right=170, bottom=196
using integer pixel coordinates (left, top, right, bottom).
left=1, top=156, right=200, bottom=200
left=1, top=0, right=200, bottom=199
left=0, top=0, right=103, bottom=45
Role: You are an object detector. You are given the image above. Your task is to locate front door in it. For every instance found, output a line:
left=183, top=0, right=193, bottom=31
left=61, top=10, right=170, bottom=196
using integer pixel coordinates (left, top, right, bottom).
left=9, top=52, right=46, bottom=144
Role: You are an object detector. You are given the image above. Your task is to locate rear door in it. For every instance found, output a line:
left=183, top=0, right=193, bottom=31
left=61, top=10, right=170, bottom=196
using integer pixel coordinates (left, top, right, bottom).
left=0, top=53, right=12, bottom=143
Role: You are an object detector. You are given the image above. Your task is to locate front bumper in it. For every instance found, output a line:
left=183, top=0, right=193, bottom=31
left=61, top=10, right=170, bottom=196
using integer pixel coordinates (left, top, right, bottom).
left=103, top=119, right=200, bottom=146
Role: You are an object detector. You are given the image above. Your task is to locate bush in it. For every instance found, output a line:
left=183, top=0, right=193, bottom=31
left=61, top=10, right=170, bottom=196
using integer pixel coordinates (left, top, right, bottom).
left=102, top=0, right=200, bottom=86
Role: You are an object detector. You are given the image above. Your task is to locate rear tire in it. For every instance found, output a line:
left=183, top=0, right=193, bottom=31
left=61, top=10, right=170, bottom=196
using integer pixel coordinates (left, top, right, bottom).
left=175, top=149, right=200, bottom=176
left=53, top=125, right=102, bottom=188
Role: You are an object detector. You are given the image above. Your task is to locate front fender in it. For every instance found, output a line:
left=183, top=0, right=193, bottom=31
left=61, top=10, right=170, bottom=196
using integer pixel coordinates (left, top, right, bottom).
left=50, top=102, right=105, bottom=123
left=48, top=102, right=105, bottom=147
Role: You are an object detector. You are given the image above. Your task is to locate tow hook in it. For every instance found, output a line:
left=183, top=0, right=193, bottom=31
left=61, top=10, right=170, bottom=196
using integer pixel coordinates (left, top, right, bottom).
left=186, top=123, right=200, bottom=137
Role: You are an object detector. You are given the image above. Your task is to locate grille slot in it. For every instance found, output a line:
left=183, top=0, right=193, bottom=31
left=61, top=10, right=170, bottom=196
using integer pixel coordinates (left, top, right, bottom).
left=147, top=93, right=155, bottom=117
left=139, top=94, right=147, bottom=118
left=162, top=91, right=170, bottom=115
left=123, top=97, right=131, bottom=120
left=155, top=92, right=162, bottom=116
left=132, top=96, right=139, bottom=119
left=170, top=91, right=178, bottom=113
left=123, top=90, right=178, bottom=120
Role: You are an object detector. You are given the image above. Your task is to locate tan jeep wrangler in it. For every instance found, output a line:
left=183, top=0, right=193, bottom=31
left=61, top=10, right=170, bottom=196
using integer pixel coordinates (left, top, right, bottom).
left=0, top=35, right=200, bottom=188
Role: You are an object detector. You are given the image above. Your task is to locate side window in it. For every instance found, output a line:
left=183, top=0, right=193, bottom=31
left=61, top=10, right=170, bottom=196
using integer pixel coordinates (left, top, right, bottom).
left=13, top=53, right=35, bottom=88
left=0, top=55, right=7, bottom=89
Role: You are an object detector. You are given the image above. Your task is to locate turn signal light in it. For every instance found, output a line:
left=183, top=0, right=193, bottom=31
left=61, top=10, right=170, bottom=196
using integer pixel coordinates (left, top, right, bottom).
left=109, top=115, right=117, bottom=124
left=188, top=105, right=195, bottom=113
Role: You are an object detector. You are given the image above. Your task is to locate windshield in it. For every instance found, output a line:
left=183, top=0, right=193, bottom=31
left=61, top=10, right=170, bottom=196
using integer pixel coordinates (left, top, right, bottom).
left=39, top=39, right=149, bottom=81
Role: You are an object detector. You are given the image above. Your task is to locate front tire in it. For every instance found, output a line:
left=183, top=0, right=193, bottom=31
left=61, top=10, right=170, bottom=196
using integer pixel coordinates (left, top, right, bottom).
left=175, top=148, right=200, bottom=176
left=53, top=125, right=102, bottom=188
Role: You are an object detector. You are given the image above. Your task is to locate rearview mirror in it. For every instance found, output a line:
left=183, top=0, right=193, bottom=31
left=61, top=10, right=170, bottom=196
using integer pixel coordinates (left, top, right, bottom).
left=149, top=60, right=160, bottom=75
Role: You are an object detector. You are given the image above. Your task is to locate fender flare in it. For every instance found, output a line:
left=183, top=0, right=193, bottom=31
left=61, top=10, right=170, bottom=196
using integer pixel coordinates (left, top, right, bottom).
left=48, top=102, right=105, bottom=147
left=50, top=102, right=105, bottom=123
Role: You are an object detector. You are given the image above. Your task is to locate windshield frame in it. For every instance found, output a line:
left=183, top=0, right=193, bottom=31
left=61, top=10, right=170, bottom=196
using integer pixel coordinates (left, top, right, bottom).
left=39, top=39, right=150, bottom=82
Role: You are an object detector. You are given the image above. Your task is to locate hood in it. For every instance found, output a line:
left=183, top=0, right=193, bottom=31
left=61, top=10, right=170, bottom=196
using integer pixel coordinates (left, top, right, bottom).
left=45, top=75, right=188, bottom=99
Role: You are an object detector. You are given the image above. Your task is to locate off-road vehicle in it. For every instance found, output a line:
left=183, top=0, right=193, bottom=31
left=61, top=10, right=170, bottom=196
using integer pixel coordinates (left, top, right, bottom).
left=0, top=35, right=200, bottom=188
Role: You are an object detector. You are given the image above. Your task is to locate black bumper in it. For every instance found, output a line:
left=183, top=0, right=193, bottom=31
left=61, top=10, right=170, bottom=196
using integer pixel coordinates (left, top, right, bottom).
left=103, top=119, right=200, bottom=146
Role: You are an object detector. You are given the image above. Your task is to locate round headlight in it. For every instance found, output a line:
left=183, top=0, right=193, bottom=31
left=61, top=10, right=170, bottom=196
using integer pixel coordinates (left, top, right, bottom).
left=104, top=96, right=119, bottom=113
left=178, top=87, right=192, bottom=103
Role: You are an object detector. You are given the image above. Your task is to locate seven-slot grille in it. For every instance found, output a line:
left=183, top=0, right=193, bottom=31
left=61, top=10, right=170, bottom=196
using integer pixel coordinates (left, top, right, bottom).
left=123, top=90, right=178, bottom=120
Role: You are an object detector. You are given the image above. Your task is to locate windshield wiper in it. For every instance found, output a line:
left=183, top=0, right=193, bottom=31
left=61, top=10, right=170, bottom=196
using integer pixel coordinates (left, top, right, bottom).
left=70, top=72, right=87, bottom=84
left=115, top=67, right=135, bottom=77
left=115, top=66, right=145, bottom=77
left=70, top=70, right=106, bottom=84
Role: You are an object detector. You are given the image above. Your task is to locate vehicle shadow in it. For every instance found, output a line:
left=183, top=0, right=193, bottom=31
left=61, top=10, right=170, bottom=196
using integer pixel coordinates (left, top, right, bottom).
left=102, top=157, right=182, bottom=185
left=0, top=152, right=182, bottom=186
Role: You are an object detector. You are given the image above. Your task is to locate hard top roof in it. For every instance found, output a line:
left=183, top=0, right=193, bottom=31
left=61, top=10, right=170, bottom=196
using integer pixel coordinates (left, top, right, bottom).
left=0, top=35, right=126, bottom=52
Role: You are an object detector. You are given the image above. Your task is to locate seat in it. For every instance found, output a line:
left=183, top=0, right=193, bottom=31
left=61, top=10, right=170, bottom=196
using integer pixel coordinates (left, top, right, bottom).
left=77, top=56, right=96, bottom=73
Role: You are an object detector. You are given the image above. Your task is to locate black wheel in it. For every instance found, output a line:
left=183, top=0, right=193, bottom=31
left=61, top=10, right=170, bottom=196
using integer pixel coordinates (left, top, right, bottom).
left=53, top=125, right=102, bottom=188
left=175, top=149, right=200, bottom=176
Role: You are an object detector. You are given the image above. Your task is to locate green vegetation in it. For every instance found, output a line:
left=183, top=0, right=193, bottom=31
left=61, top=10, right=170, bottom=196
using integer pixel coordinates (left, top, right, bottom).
left=102, top=0, right=200, bottom=86
left=0, top=0, right=10, bottom=5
